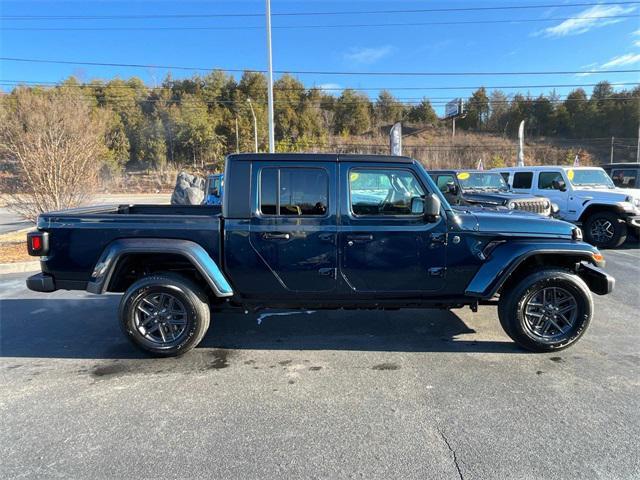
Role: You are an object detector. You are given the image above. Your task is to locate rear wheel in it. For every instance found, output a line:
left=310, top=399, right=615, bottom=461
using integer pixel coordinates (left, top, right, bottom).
left=119, top=273, right=210, bottom=357
left=498, top=269, right=592, bottom=352
left=584, top=211, right=627, bottom=248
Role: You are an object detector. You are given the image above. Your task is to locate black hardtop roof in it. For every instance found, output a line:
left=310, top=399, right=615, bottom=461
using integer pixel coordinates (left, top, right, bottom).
left=226, top=153, right=414, bottom=164
left=429, top=169, right=498, bottom=174
left=601, top=162, right=640, bottom=168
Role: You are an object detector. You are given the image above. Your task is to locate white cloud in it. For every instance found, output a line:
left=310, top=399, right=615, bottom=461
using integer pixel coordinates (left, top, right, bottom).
left=634, top=40, right=640, bottom=48
left=317, top=83, right=342, bottom=94
left=541, top=5, right=636, bottom=37
left=343, top=46, right=393, bottom=64
left=576, top=53, right=640, bottom=76
left=600, top=53, right=640, bottom=68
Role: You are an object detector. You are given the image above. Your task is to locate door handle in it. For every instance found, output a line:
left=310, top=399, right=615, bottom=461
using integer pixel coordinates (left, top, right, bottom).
left=262, top=232, right=290, bottom=240
left=346, top=234, right=373, bottom=243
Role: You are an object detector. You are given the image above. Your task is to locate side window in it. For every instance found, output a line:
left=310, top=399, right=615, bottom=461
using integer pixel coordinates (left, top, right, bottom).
left=538, top=171, right=564, bottom=190
left=350, top=169, right=425, bottom=216
left=512, top=172, right=533, bottom=189
left=436, top=175, right=455, bottom=193
left=259, top=167, right=328, bottom=216
left=499, top=172, right=510, bottom=184
left=260, top=169, right=278, bottom=215
left=611, top=169, right=638, bottom=188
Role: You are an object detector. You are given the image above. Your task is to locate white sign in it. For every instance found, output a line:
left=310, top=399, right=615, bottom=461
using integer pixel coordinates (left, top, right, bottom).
left=445, top=98, right=464, bottom=119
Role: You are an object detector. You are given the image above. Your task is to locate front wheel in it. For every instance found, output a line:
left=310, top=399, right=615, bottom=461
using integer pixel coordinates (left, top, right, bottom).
left=498, top=269, right=593, bottom=352
left=584, top=211, right=627, bottom=248
left=119, top=273, right=211, bottom=357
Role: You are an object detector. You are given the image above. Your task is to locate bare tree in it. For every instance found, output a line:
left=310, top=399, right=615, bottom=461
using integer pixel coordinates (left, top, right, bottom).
left=0, top=88, right=108, bottom=221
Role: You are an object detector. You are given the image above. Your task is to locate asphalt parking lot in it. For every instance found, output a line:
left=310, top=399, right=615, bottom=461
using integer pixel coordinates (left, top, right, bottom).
left=1, top=242, right=639, bottom=479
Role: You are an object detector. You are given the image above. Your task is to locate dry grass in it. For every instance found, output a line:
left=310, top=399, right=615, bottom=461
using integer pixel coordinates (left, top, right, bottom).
left=0, top=229, right=32, bottom=263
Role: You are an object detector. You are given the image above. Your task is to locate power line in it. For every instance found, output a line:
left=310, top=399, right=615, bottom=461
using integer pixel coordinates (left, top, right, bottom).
left=3, top=14, right=639, bottom=31
left=1, top=92, right=635, bottom=107
left=2, top=1, right=637, bottom=19
left=1, top=79, right=637, bottom=92
left=2, top=57, right=638, bottom=76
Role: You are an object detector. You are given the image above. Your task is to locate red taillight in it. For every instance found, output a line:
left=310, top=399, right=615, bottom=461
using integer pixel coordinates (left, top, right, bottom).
left=31, top=235, right=42, bottom=251
left=27, top=232, right=48, bottom=256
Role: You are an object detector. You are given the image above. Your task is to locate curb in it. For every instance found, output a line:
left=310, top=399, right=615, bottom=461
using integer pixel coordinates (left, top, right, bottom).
left=0, top=261, right=40, bottom=275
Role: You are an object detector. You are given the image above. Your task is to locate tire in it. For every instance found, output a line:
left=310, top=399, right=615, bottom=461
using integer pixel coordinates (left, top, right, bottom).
left=583, top=211, right=627, bottom=248
left=497, top=269, right=593, bottom=352
left=119, top=273, right=210, bottom=357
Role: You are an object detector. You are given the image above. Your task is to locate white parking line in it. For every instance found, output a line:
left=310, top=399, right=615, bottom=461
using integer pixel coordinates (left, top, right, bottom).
left=605, top=249, right=640, bottom=260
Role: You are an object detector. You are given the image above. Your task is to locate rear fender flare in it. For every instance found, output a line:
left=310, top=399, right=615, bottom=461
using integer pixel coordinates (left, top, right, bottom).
left=86, top=238, right=233, bottom=297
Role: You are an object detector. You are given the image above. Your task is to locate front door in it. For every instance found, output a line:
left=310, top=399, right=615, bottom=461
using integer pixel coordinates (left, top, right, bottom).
left=535, top=170, right=569, bottom=212
left=338, top=164, right=447, bottom=294
left=249, top=163, right=337, bottom=296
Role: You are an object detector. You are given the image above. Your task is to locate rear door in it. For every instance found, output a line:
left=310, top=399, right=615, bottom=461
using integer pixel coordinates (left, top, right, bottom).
left=249, top=162, right=338, bottom=295
left=338, top=163, right=447, bottom=294
left=511, top=171, right=534, bottom=194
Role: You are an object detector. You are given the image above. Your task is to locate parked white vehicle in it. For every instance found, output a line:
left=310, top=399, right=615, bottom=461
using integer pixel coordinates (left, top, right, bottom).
left=494, top=166, right=640, bottom=248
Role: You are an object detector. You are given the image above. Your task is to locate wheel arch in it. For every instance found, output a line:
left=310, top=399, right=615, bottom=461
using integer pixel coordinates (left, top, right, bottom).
left=86, top=238, right=233, bottom=298
left=465, top=243, right=600, bottom=299
left=578, top=203, right=624, bottom=222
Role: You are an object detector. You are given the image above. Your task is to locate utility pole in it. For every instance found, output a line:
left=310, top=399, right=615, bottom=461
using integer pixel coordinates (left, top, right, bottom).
left=610, top=136, right=614, bottom=164
left=265, top=0, right=275, bottom=153
left=452, top=118, right=456, bottom=139
left=235, top=116, right=239, bottom=154
left=247, top=98, right=258, bottom=153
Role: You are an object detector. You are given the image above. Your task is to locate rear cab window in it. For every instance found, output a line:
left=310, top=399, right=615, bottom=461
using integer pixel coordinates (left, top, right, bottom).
left=259, top=167, right=329, bottom=216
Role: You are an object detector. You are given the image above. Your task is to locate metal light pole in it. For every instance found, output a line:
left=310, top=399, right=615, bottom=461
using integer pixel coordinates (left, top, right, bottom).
left=610, top=136, right=614, bottom=164
left=247, top=98, right=258, bottom=153
left=265, top=0, right=275, bottom=153
left=636, top=124, right=639, bottom=163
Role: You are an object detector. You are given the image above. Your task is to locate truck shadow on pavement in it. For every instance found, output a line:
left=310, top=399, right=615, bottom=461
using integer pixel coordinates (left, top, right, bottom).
left=0, top=297, right=523, bottom=359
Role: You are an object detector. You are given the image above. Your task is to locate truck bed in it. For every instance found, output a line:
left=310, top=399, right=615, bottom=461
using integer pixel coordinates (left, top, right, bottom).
left=37, top=204, right=222, bottom=287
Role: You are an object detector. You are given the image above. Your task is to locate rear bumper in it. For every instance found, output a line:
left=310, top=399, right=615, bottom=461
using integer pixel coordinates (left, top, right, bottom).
left=26, top=272, right=56, bottom=292
left=577, top=262, right=615, bottom=296
left=26, top=273, right=87, bottom=293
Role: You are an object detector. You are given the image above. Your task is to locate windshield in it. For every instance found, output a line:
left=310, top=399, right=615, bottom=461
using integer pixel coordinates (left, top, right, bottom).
left=569, top=169, right=615, bottom=188
left=457, top=172, right=509, bottom=191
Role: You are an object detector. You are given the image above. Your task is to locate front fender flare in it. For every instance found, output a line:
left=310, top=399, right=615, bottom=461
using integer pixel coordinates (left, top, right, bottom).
left=86, top=238, right=233, bottom=297
left=465, top=241, right=599, bottom=299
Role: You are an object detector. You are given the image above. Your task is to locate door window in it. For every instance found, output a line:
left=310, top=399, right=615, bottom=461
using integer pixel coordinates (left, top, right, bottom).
left=538, top=171, right=564, bottom=190
left=349, top=169, right=425, bottom=216
left=435, top=174, right=456, bottom=193
left=611, top=169, right=638, bottom=188
left=512, top=172, right=533, bottom=189
left=259, top=167, right=329, bottom=216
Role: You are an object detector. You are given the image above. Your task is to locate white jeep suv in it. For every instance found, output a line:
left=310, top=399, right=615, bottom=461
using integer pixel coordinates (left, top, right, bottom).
left=494, top=166, right=640, bottom=248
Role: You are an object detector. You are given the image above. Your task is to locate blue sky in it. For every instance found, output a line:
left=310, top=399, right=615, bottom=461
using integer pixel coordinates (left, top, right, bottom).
left=1, top=0, right=639, bottom=114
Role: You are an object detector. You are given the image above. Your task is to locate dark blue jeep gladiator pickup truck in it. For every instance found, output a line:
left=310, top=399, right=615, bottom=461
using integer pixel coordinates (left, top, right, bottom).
left=26, top=153, right=614, bottom=356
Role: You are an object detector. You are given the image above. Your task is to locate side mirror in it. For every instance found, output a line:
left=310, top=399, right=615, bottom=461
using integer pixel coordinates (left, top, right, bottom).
left=424, top=193, right=441, bottom=222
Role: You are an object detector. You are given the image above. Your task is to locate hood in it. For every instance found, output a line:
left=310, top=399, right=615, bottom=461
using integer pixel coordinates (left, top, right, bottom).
left=461, top=190, right=525, bottom=205
left=453, top=208, right=575, bottom=238
left=573, top=187, right=639, bottom=202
